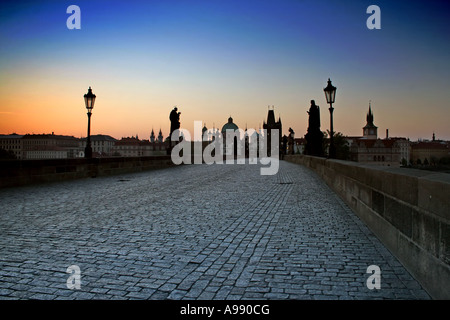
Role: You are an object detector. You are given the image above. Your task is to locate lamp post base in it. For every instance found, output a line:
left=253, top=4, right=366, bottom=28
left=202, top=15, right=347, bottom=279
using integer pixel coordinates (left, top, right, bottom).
left=85, top=146, right=92, bottom=159
left=329, top=104, right=335, bottom=159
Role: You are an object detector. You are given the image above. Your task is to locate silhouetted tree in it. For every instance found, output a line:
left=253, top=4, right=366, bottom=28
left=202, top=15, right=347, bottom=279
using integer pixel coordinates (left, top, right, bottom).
left=401, top=158, right=407, bottom=167
left=334, top=132, right=350, bottom=160
left=323, top=131, right=350, bottom=160
left=430, top=156, right=438, bottom=165
left=0, top=148, right=16, bottom=160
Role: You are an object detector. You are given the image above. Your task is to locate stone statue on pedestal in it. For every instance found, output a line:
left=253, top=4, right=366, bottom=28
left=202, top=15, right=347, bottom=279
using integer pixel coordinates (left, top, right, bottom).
left=305, top=100, right=324, bottom=157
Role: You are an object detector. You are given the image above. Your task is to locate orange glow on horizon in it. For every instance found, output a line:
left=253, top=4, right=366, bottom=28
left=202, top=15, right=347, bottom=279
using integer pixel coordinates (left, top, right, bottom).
left=1, top=84, right=449, bottom=142
left=0, top=66, right=448, bottom=141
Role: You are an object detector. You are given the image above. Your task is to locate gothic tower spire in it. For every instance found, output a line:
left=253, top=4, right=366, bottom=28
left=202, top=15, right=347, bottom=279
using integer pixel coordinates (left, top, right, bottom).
left=367, top=100, right=374, bottom=125
left=363, top=101, right=377, bottom=139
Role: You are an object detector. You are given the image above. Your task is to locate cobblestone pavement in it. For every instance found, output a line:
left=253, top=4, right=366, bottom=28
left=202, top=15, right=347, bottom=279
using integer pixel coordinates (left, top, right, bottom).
left=0, top=160, right=430, bottom=300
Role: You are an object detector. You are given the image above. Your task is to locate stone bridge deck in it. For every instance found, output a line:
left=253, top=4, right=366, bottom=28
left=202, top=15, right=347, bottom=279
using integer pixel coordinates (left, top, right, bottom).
left=0, top=161, right=430, bottom=300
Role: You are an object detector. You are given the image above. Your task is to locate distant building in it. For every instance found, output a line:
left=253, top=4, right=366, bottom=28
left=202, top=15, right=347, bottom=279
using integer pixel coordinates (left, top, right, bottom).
left=0, top=134, right=24, bottom=159
left=389, top=137, right=411, bottom=165
left=411, top=134, right=449, bottom=165
left=81, top=134, right=117, bottom=157
left=25, top=147, right=68, bottom=159
left=350, top=139, right=401, bottom=166
left=0, top=129, right=172, bottom=159
left=111, top=134, right=167, bottom=157
left=112, top=137, right=144, bottom=157
left=22, top=133, right=81, bottom=159
left=347, top=103, right=403, bottom=167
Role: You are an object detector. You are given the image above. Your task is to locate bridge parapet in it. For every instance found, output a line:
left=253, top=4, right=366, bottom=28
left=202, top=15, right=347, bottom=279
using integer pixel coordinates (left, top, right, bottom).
left=0, top=156, right=175, bottom=188
left=285, top=155, right=450, bottom=299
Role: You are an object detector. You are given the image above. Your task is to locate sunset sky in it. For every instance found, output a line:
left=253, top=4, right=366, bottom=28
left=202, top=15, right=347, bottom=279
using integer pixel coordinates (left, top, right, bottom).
left=1, top=0, right=449, bottom=141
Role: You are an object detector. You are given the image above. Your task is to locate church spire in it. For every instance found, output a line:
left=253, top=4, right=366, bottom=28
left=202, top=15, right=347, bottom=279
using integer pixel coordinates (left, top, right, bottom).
left=366, top=100, right=374, bottom=125
left=363, top=100, right=377, bottom=139
left=150, top=129, right=155, bottom=143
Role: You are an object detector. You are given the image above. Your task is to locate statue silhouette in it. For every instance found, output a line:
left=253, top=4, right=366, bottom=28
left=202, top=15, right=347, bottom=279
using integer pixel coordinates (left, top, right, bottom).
left=170, top=106, right=181, bottom=137
left=168, top=106, right=181, bottom=153
left=307, top=100, right=320, bottom=132
left=288, top=127, right=295, bottom=155
left=305, top=100, right=324, bottom=156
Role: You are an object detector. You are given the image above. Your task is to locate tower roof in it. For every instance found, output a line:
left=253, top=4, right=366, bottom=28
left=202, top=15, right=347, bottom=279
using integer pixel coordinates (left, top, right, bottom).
left=363, top=102, right=377, bottom=129
left=266, top=109, right=276, bottom=126
left=263, top=107, right=282, bottom=129
left=221, top=116, right=239, bottom=133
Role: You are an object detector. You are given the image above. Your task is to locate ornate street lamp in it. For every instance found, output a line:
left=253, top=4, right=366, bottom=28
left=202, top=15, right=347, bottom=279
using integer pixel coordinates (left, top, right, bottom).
left=84, top=87, right=96, bottom=158
left=323, top=78, right=337, bottom=159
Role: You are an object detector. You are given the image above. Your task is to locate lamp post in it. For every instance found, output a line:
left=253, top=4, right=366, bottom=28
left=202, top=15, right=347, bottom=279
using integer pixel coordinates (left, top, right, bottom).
left=323, top=78, right=337, bottom=159
left=84, top=87, right=96, bottom=158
